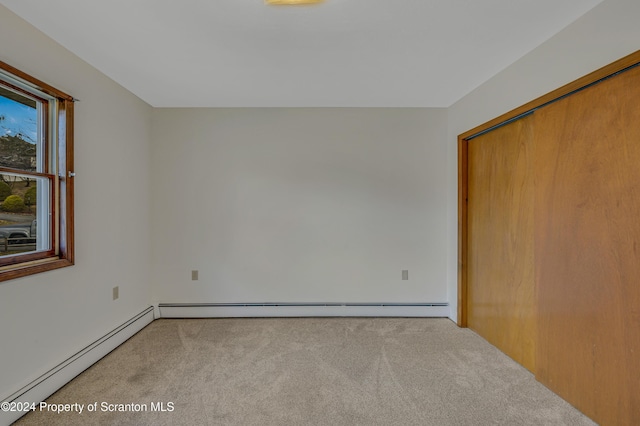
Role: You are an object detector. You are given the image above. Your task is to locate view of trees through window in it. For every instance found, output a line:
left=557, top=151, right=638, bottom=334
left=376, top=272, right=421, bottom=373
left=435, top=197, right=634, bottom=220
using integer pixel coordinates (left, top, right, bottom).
left=0, top=89, right=39, bottom=255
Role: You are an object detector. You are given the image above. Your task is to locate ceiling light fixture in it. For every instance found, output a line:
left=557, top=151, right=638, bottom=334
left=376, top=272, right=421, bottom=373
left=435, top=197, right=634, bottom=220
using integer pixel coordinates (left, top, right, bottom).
left=265, top=0, right=325, bottom=5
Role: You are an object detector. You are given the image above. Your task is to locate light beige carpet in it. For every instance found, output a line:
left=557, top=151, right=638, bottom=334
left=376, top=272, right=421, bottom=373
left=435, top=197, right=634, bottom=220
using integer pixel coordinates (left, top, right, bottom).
left=15, top=318, right=595, bottom=425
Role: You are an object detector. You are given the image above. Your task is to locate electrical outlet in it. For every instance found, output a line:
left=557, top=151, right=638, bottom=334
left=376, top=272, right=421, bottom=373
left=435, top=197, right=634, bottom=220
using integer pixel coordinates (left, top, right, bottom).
left=402, top=270, right=409, bottom=280
left=192, top=270, right=199, bottom=281
left=112, top=286, right=119, bottom=300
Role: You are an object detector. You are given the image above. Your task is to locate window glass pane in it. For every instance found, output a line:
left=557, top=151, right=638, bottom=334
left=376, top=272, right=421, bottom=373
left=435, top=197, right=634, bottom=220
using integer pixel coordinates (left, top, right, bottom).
left=0, top=173, right=49, bottom=256
left=0, top=87, right=38, bottom=172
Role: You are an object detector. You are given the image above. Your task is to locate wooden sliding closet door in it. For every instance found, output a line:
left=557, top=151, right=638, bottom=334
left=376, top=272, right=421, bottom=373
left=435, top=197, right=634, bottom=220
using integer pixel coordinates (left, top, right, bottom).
left=535, top=65, right=640, bottom=425
left=467, top=115, right=536, bottom=372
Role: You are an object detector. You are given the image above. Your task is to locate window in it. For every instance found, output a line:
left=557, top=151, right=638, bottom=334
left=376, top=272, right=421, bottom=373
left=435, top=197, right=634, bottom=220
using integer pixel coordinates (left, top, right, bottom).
left=0, top=61, right=74, bottom=281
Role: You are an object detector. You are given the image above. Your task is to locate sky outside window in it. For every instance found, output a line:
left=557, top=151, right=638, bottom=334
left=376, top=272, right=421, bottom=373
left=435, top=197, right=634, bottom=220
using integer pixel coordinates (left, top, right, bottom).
left=0, top=91, right=38, bottom=144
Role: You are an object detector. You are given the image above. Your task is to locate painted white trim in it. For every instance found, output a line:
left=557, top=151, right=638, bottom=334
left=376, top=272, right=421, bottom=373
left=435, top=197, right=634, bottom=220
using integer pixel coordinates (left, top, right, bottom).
left=158, top=303, right=450, bottom=318
left=0, top=307, right=154, bottom=426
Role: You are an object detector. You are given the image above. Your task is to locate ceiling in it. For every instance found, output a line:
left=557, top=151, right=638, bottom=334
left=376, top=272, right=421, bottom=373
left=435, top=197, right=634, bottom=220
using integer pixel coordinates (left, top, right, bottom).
left=1, top=0, right=604, bottom=107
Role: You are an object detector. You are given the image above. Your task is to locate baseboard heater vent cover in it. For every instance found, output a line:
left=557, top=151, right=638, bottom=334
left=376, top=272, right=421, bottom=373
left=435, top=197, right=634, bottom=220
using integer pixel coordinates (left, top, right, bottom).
left=158, top=302, right=449, bottom=318
left=0, top=306, right=154, bottom=426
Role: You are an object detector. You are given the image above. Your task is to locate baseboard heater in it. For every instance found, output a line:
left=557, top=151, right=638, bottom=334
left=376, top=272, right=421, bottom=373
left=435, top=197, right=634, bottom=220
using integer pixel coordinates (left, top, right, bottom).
left=158, top=302, right=449, bottom=318
left=0, top=306, right=154, bottom=426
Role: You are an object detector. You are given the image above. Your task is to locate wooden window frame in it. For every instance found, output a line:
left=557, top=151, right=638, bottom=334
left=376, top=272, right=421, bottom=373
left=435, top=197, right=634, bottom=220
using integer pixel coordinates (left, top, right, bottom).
left=0, top=61, right=74, bottom=282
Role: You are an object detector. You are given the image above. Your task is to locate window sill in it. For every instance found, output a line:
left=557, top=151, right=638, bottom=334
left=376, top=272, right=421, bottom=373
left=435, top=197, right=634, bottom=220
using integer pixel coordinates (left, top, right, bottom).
left=0, top=257, right=73, bottom=283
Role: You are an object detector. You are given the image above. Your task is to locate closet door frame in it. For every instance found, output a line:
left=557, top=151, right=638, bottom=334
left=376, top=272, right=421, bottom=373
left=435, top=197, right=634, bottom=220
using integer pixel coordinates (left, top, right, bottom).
left=457, top=50, right=640, bottom=327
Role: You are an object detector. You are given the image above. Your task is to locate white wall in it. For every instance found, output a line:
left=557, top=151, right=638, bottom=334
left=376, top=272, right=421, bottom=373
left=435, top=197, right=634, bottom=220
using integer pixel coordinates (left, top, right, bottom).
left=151, top=108, right=448, bottom=306
left=446, top=0, right=640, bottom=321
left=3, top=0, right=639, bottom=402
left=0, top=6, right=152, bottom=399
